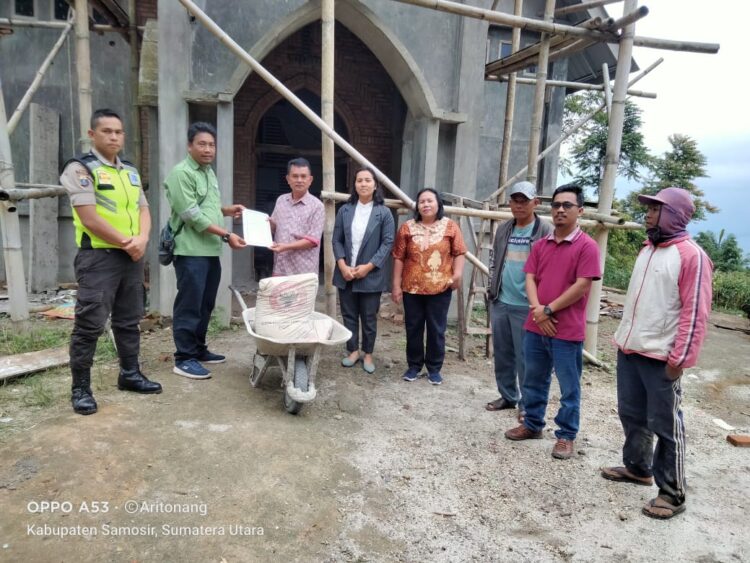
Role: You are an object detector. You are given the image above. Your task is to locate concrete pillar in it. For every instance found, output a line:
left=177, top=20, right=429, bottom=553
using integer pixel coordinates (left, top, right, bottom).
left=145, top=106, right=161, bottom=311
left=156, top=1, right=191, bottom=316
left=450, top=12, right=487, bottom=199
left=28, top=103, right=60, bottom=292
left=400, top=115, right=439, bottom=194
left=216, top=100, right=234, bottom=327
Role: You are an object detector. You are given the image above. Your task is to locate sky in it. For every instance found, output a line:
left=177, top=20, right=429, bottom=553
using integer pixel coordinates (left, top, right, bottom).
left=564, top=0, right=750, bottom=254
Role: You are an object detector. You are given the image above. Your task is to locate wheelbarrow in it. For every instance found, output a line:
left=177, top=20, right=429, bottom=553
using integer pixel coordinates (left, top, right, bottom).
left=230, top=286, right=352, bottom=414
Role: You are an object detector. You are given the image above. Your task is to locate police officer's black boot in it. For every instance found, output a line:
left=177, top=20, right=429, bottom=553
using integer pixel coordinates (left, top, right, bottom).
left=71, top=368, right=98, bottom=415
left=117, top=356, right=163, bottom=394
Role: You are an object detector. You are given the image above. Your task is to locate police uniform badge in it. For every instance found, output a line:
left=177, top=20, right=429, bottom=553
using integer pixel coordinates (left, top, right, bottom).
left=97, top=170, right=112, bottom=184
left=129, top=172, right=141, bottom=187
left=76, top=168, right=91, bottom=189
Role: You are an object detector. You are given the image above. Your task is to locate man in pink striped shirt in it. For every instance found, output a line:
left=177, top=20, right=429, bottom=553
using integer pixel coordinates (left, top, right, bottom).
left=602, top=187, right=713, bottom=520
left=268, top=158, right=324, bottom=276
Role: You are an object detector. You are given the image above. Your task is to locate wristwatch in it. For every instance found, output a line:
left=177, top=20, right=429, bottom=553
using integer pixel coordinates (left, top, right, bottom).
left=543, top=305, right=554, bottom=317
left=221, top=233, right=231, bottom=243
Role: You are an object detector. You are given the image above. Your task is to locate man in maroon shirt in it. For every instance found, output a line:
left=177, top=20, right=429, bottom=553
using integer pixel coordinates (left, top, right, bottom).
left=504, top=184, right=601, bottom=460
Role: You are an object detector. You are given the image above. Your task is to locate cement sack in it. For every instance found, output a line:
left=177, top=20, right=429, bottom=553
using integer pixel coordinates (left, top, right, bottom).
left=254, top=273, right=327, bottom=342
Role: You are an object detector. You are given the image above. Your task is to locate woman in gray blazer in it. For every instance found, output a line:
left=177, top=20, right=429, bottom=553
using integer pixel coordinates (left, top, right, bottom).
left=333, top=167, right=395, bottom=374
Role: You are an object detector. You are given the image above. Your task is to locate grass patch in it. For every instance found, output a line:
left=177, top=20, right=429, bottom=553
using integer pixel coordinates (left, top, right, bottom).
left=207, top=307, right=230, bottom=336
left=0, top=323, right=70, bottom=356
left=21, top=374, right=56, bottom=408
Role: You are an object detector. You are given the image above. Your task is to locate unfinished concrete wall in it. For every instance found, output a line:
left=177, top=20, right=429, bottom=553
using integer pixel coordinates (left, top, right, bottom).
left=0, top=0, right=137, bottom=285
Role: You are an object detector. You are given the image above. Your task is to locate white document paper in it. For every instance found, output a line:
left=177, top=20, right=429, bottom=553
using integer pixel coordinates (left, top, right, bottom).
left=242, top=209, right=274, bottom=248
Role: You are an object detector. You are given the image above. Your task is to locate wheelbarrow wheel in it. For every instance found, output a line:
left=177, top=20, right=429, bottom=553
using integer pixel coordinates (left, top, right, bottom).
left=284, top=357, right=309, bottom=415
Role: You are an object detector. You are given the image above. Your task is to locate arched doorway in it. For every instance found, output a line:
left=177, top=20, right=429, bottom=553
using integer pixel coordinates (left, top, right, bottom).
left=253, top=89, right=351, bottom=279
left=233, top=21, right=407, bottom=281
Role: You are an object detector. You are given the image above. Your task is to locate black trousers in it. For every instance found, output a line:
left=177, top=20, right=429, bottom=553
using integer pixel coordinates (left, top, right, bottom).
left=70, top=249, right=144, bottom=370
left=402, top=289, right=452, bottom=375
left=617, top=350, right=686, bottom=505
left=173, top=256, right=221, bottom=362
left=338, top=285, right=381, bottom=354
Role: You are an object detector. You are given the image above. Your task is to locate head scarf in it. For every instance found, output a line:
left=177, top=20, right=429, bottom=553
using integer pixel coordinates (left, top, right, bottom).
left=637, top=187, right=695, bottom=244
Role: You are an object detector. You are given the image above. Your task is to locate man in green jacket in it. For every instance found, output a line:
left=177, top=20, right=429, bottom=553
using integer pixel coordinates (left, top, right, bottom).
left=165, top=122, right=246, bottom=379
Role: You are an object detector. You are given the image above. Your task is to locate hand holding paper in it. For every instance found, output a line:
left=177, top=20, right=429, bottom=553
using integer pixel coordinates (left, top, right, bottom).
left=242, top=209, right=274, bottom=247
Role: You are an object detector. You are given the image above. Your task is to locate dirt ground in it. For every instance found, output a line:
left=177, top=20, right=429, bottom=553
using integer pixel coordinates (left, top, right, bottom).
left=0, top=290, right=749, bottom=562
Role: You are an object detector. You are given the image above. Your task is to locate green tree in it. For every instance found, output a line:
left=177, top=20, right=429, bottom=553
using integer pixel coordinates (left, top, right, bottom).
left=624, top=134, right=716, bottom=222
left=561, top=91, right=652, bottom=192
left=695, top=229, right=748, bottom=272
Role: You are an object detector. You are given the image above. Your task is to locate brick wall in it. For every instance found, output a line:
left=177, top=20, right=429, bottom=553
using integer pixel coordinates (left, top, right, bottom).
left=233, top=22, right=405, bottom=204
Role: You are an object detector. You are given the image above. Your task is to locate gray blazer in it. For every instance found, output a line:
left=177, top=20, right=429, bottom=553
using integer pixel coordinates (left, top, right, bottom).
left=332, top=202, right=395, bottom=292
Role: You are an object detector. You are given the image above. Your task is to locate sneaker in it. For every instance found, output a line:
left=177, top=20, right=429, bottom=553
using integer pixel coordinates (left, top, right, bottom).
left=504, top=424, right=543, bottom=441
left=552, top=438, right=575, bottom=459
left=402, top=368, right=419, bottom=382
left=173, top=359, right=211, bottom=379
left=427, top=372, right=443, bottom=385
left=198, top=351, right=226, bottom=364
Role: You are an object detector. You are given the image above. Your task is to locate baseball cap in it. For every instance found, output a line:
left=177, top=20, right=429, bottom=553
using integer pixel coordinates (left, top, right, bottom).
left=638, top=187, right=695, bottom=217
left=509, top=181, right=537, bottom=200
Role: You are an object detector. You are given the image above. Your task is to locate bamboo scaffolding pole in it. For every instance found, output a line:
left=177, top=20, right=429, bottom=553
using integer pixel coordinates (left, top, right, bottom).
left=526, top=0, right=555, bottom=186
left=321, top=0, right=337, bottom=317
left=0, top=18, right=144, bottom=32
left=74, top=0, right=92, bottom=152
left=608, top=6, right=648, bottom=31
left=554, top=0, right=623, bottom=17
left=547, top=37, right=600, bottom=66
left=485, top=57, right=663, bottom=202
left=391, top=0, right=617, bottom=41
left=0, top=187, right=67, bottom=201
left=489, top=74, right=655, bottom=99
left=128, top=0, right=141, bottom=169
left=497, top=0, right=523, bottom=194
left=321, top=191, right=641, bottom=230
left=0, top=80, right=30, bottom=323
left=485, top=17, right=602, bottom=76
left=176, top=0, right=414, bottom=211
left=388, top=0, right=719, bottom=53
left=584, top=0, right=638, bottom=357
left=7, top=17, right=73, bottom=136
left=393, top=0, right=719, bottom=55
left=602, top=63, right=612, bottom=113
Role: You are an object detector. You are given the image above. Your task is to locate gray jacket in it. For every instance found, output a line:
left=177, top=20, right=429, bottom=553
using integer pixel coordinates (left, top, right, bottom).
left=488, top=214, right=553, bottom=301
left=332, top=202, right=395, bottom=292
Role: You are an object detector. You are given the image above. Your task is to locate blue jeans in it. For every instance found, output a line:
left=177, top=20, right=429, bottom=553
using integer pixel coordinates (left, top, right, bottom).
left=402, top=289, right=452, bottom=375
left=173, top=256, right=221, bottom=362
left=490, top=300, right=528, bottom=407
left=521, top=331, right=583, bottom=440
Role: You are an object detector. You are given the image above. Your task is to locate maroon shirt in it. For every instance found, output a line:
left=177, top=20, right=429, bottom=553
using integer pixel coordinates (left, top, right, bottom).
left=523, top=228, right=601, bottom=342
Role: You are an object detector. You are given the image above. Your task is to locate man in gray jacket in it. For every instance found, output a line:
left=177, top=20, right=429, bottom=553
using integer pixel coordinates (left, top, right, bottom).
left=486, top=181, right=553, bottom=417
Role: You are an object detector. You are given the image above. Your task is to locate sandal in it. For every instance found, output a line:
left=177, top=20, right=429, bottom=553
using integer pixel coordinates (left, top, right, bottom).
left=642, top=496, right=686, bottom=519
left=600, top=466, right=654, bottom=486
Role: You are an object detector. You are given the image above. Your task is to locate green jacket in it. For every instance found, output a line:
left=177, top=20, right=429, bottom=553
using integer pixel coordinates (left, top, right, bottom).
left=164, top=155, right=223, bottom=257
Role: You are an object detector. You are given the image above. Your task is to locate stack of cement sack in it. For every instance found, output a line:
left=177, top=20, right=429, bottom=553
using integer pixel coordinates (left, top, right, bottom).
left=254, top=273, right=334, bottom=343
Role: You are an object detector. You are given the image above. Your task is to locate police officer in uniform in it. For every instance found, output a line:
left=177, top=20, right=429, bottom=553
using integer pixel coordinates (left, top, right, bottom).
left=60, top=108, right=162, bottom=415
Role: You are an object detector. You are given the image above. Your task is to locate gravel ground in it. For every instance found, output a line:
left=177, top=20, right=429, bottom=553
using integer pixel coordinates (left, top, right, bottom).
left=0, top=294, right=748, bottom=562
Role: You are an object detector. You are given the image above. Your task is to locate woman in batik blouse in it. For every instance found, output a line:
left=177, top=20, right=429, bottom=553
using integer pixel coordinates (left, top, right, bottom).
left=391, top=188, right=466, bottom=385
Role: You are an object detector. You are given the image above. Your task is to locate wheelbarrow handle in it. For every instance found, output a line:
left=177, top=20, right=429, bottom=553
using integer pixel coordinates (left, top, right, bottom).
left=228, top=285, right=249, bottom=311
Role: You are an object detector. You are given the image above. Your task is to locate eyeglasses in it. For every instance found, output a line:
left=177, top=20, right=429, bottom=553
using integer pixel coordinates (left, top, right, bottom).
left=550, top=201, right=579, bottom=210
